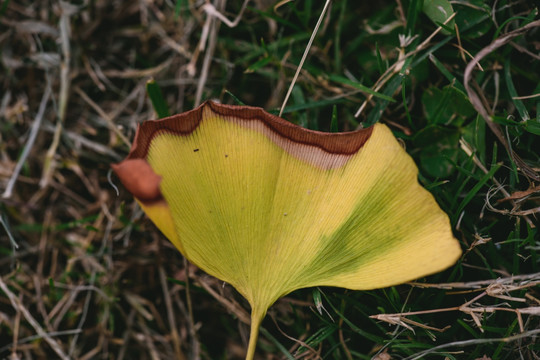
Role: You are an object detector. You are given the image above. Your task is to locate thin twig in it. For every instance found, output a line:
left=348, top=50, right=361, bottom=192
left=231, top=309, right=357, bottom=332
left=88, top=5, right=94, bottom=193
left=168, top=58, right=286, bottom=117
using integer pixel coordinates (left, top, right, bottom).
left=513, top=93, right=540, bottom=100
left=196, top=277, right=250, bottom=324
left=102, top=58, right=173, bottom=79
left=463, top=19, right=540, bottom=182
left=459, top=139, right=534, bottom=227
left=354, top=12, right=457, bottom=118
left=158, top=266, right=186, bottom=360
left=485, top=186, right=540, bottom=216
left=267, top=312, right=320, bottom=359
left=279, top=0, right=332, bottom=117
left=0, top=214, right=18, bottom=251
left=0, top=329, right=82, bottom=354
left=2, top=86, right=51, bottom=199
left=74, top=87, right=132, bottom=147
left=67, top=212, right=114, bottom=357
left=183, top=257, right=200, bottom=360
left=0, top=276, right=71, bottom=360
left=409, top=272, right=540, bottom=290
left=116, top=310, right=136, bottom=360
left=40, top=1, right=75, bottom=188
left=137, top=314, right=161, bottom=360
left=374, top=273, right=540, bottom=336
left=404, top=329, right=540, bottom=360
left=338, top=316, right=353, bottom=360
left=40, top=123, right=122, bottom=160
left=194, top=0, right=223, bottom=106
left=202, top=0, right=250, bottom=28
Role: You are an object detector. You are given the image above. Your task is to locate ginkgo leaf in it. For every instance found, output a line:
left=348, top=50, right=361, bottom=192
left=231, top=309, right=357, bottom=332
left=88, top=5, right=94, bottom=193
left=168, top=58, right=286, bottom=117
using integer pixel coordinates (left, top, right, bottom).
left=112, top=101, right=461, bottom=359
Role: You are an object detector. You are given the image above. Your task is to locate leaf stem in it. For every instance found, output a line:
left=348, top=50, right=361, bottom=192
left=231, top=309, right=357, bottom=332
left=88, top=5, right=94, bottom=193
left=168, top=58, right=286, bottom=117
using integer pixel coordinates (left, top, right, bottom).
left=245, top=308, right=265, bottom=360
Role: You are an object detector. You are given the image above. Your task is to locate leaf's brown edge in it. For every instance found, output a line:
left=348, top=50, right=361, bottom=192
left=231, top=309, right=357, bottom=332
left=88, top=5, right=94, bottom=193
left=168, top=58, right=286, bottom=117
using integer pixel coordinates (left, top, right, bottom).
left=125, top=101, right=374, bottom=160
left=112, top=101, right=375, bottom=204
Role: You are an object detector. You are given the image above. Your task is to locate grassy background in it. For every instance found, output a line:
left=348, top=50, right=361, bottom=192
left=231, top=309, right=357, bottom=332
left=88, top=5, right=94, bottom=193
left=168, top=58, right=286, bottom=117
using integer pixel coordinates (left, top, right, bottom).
left=1, top=0, right=539, bottom=359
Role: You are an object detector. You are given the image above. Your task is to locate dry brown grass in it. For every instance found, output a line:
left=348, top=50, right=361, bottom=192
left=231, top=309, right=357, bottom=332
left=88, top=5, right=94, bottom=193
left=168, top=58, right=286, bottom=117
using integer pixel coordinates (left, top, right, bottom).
left=0, top=1, right=253, bottom=359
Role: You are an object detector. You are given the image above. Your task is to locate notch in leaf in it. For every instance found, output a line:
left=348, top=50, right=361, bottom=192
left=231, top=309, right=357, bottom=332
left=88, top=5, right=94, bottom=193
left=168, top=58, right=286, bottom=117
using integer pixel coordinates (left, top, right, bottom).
left=112, top=101, right=461, bottom=359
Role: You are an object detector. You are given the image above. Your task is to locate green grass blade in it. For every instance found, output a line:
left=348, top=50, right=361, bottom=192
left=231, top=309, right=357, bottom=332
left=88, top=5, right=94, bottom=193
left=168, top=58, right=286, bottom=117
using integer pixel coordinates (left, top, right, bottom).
left=146, top=79, right=170, bottom=118
left=428, top=54, right=465, bottom=92
left=504, top=58, right=530, bottom=121
left=224, top=90, right=246, bottom=105
left=328, top=74, right=395, bottom=102
left=275, top=98, right=343, bottom=115
left=452, top=162, right=501, bottom=224
left=259, top=327, right=295, bottom=360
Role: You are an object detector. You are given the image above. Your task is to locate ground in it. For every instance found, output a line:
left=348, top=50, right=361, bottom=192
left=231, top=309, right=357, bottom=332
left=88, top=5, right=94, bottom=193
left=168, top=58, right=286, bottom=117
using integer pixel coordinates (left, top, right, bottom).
left=0, top=1, right=539, bottom=359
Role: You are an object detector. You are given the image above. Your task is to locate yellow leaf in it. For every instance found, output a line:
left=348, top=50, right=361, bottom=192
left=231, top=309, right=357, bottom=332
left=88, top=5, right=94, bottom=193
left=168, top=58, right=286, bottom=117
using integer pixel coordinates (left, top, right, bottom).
left=112, top=101, right=461, bottom=359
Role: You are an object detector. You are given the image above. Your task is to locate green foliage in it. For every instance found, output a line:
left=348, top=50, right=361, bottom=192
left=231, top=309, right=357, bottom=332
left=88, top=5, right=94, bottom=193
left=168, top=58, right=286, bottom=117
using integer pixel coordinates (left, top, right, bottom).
left=146, top=79, right=170, bottom=118
left=414, top=126, right=461, bottom=178
left=423, top=0, right=455, bottom=34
